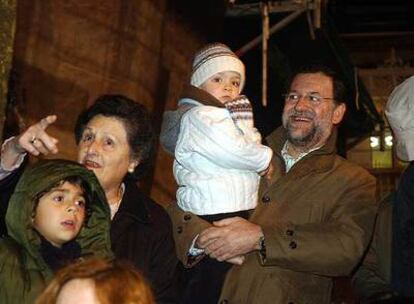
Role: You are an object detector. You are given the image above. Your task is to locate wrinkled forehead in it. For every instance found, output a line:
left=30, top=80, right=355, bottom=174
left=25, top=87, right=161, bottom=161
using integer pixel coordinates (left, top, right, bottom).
left=290, top=72, right=334, bottom=95
left=85, top=115, right=129, bottom=139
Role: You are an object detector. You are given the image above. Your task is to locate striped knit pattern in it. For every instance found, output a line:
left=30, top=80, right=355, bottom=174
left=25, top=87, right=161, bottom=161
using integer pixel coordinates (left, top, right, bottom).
left=190, top=43, right=245, bottom=89
left=224, top=95, right=254, bottom=132
left=192, top=43, right=239, bottom=72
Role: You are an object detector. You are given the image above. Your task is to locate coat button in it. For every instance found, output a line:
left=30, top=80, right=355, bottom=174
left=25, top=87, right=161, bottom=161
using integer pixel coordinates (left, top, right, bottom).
left=286, top=229, right=294, bottom=236
left=177, top=226, right=183, bottom=234
left=184, top=214, right=192, bottom=221
left=261, top=195, right=271, bottom=203
left=289, top=241, right=297, bottom=249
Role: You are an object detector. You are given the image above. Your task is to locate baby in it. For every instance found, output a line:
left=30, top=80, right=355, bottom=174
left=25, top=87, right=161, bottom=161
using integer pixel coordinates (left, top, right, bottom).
left=161, top=43, right=273, bottom=304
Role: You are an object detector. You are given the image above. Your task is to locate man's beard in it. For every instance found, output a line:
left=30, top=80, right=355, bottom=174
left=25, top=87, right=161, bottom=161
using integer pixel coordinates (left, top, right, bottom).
left=282, top=109, right=322, bottom=148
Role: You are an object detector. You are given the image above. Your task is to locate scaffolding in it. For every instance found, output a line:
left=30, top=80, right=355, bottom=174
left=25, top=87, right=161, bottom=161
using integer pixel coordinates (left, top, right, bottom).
left=226, top=0, right=325, bottom=106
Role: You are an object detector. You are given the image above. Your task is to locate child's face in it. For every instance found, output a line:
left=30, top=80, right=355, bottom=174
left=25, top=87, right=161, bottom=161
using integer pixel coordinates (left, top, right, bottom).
left=32, top=181, right=87, bottom=248
left=200, top=71, right=241, bottom=103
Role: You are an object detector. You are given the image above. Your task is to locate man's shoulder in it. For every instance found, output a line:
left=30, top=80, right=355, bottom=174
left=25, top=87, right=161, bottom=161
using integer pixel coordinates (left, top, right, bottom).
left=265, top=127, right=286, bottom=151
left=333, top=154, right=375, bottom=182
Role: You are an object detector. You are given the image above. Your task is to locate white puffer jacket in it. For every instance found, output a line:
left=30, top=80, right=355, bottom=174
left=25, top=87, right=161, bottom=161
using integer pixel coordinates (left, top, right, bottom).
left=174, top=99, right=273, bottom=215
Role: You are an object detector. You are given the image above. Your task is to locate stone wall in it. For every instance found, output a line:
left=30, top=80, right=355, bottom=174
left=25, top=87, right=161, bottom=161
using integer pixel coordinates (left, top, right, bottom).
left=10, top=0, right=224, bottom=205
left=0, top=0, right=16, bottom=139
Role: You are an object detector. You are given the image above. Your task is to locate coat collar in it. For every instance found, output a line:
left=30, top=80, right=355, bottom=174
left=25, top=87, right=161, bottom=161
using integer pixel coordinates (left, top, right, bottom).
left=266, top=126, right=338, bottom=180
left=180, top=84, right=225, bottom=108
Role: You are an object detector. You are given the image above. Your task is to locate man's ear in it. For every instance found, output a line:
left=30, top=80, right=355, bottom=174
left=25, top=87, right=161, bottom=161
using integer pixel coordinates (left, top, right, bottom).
left=332, top=103, right=346, bottom=125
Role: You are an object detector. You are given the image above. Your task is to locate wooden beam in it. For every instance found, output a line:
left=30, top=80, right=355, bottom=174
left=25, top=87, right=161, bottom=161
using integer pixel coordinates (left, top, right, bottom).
left=227, top=0, right=314, bottom=17
left=261, top=2, right=269, bottom=106
left=236, top=7, right=306, bottom=56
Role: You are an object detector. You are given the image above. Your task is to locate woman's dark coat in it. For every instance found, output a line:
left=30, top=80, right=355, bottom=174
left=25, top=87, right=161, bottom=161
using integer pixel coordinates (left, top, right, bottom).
left=111, top=179, right=179, bottom=303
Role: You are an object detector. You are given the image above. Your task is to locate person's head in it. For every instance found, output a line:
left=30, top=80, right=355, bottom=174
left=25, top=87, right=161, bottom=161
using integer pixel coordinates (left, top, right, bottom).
left=74, top=95, right=155, bottom=192
left=36, top=258, right=155, bottom=304
left=6, top=159, right=111, bottom=256
left=385, top=75, right=414, bottom=162
left=191, top=43, right=245, bottom=103
left=282, top=64, right=346, bottom=150
left=32, top=176, right=90, bottom=248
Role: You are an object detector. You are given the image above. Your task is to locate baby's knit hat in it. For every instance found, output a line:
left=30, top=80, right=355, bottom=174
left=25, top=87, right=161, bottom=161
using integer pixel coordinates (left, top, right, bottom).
left=385, top=75, right=414, bottom=161
left=190, top=43, right=245, bottom=91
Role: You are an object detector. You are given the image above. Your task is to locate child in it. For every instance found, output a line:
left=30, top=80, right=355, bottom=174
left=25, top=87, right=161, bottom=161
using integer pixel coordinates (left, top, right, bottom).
left=0, top=159, right=112, bottom=304
left=161, top=43, right=273, bottom=304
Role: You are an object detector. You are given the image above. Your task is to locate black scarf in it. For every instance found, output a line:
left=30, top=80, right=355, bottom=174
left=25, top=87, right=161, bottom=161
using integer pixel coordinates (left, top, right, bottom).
left=40, top=236, right=82, bottom=272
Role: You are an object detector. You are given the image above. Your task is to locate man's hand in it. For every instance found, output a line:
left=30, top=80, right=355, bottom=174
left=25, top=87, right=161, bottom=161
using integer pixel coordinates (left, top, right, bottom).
left=197, top=217, right=263, bottom=261
left=226, top=255, right=245, bottom=265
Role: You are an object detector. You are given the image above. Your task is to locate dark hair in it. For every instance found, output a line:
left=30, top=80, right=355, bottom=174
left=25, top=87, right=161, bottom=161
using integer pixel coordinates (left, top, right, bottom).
left=74, top=94, right=155, bottom=179
left=33, top=176, right=92, bottom=223
left=286, top=64, right=346, bottom=105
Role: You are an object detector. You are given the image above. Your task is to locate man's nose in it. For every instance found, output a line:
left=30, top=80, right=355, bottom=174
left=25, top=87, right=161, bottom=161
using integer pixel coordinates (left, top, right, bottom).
left=294, top=95, right=310, bottom=110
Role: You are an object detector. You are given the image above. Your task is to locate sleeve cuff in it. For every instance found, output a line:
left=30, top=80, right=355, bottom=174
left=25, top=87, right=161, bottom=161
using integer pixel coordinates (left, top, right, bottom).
left=188, top=234, right=205, bottom=256
left=0, top=137, right=27, bottom=175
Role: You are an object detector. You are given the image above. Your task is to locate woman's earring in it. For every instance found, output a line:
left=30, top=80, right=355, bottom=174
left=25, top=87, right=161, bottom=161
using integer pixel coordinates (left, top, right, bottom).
left=128, top=164, right=136, bottom=173
left=128, top=161, right=138, bottom=174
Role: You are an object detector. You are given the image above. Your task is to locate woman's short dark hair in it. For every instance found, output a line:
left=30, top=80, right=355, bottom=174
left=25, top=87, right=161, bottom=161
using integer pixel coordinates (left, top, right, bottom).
left=286, top=64, right=347, bottom=105
left=74, top=95, right=155, bottom=179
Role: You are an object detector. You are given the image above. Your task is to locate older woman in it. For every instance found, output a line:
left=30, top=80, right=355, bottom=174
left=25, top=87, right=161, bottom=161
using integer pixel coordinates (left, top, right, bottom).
left=0, top=95, right=178, bottom=304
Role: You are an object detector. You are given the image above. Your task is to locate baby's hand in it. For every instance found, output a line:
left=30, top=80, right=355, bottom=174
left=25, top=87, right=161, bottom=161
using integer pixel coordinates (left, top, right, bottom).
left=229, top=95, right=251, bottom=104
left=226, top=255, right=245, bottom=265
left=259, top=162, right=274, bottom=181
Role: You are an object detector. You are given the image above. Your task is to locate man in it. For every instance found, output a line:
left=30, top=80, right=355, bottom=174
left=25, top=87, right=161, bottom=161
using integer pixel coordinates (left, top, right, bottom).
left=168, top=64, right=377, bottom=304
left=352, top=75, right=414, bottom=303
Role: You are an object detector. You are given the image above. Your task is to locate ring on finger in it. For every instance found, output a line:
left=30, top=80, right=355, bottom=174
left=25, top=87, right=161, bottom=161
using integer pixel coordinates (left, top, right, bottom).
left=30, top=136, right=38, bottom=144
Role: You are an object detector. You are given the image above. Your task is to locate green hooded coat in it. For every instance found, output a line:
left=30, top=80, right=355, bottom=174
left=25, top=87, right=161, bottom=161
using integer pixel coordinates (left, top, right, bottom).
left=0, top=159, right=113, bottom=304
